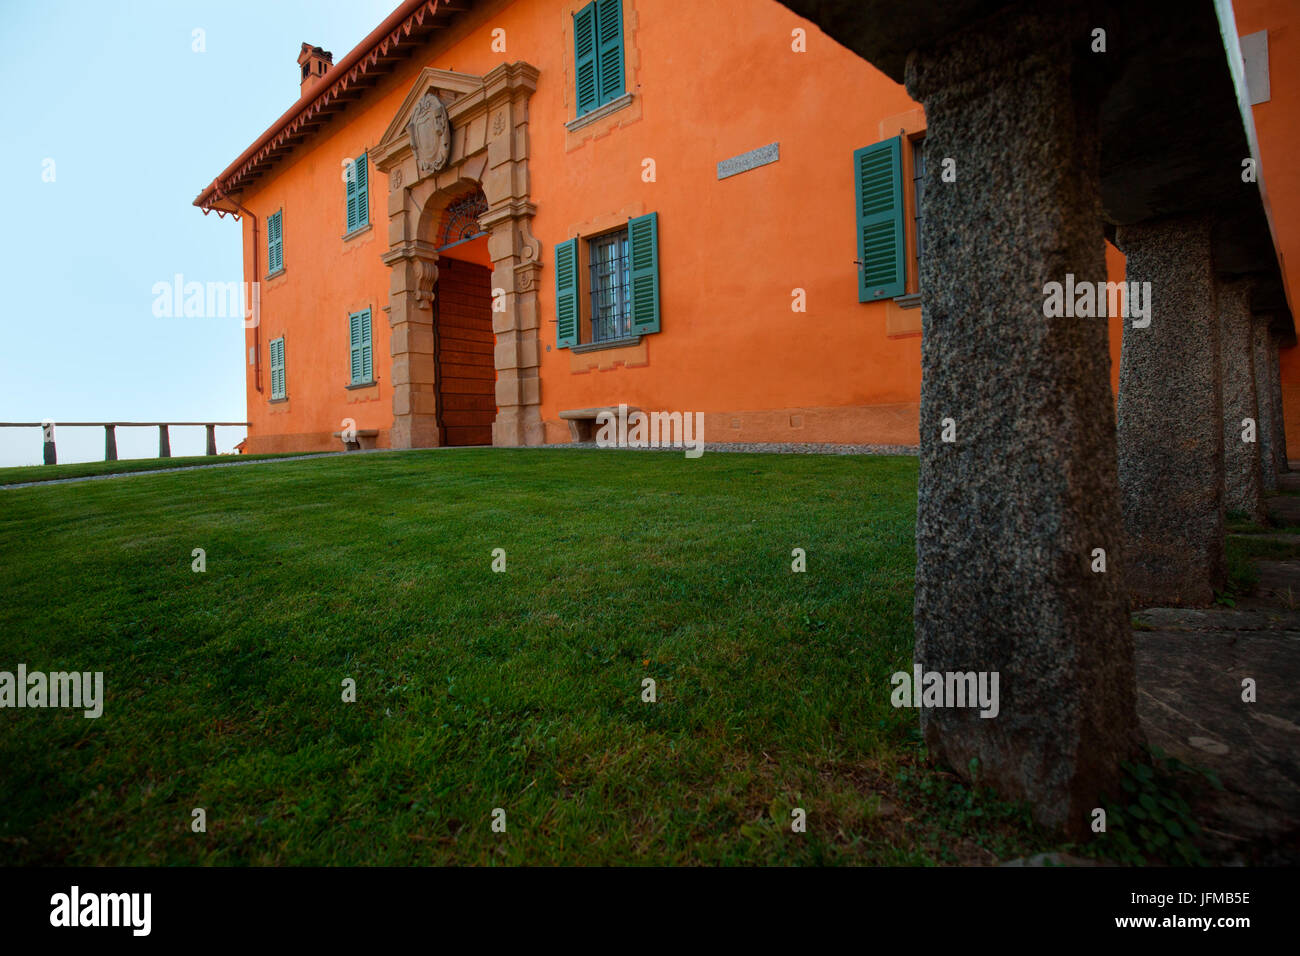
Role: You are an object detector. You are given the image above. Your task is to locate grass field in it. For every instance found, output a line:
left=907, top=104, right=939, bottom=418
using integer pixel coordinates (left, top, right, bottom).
left=0, top=448, right=1058, bottom=865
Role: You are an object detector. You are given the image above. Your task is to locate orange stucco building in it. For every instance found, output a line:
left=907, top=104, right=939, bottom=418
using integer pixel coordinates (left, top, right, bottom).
left=196, top=0, right=1298, bottom=455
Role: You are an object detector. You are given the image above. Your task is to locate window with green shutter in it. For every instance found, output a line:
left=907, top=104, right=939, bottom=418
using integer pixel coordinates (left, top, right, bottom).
left=573, top=0, right=624, bottom=117
left=349, top=308, right=373, bottom=385
left=854, top=136, right=906, bottom=301
left=345, top=152, right=369, bottom=235
left=555, top=238, right=579, bottom=348
left=627, top=212, right=659, bottom=335
left=267, top=210, right=284, bottom=275
left=554, top=211, right=660, bottom=349
left=269, top=337, right=286, bottom=400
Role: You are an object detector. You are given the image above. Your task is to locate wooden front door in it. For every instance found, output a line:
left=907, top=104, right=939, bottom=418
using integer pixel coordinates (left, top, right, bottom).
left=434, top=257, right=496, bottom=446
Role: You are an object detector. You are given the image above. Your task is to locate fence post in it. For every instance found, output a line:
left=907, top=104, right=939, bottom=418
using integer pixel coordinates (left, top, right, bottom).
left=104, top=425, right=118, bottom=462
left=205, top=424, right=217, bottom=456
left=158, top=425, right=171, bottom=458
left=42, top=421, right=57, bottom=465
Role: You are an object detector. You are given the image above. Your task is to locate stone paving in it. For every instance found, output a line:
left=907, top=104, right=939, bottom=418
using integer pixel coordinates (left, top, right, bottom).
left=1133, top=473, right=1300, bottom=864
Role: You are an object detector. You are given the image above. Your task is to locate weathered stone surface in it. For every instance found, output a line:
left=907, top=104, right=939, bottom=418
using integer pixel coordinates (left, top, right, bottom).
left=1253, top=318, right=1280, bottom=492
left=1135, top=605, right=1300, bottom=632
left=1218, top=279, right=1266, bottom=524
left=1136, top=622, right=1300, bottom=862
left=1252, top=560, right=1300, bottom=608
left=905, top=0, right=1139, bottom=838
left=1116, top=214, right=1225, bottom=606
left=1269, top=330, right=1289, bottom=472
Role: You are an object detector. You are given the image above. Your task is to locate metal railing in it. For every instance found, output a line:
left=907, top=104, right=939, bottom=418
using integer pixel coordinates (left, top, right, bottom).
left=0, top=422, right=250, bottom=465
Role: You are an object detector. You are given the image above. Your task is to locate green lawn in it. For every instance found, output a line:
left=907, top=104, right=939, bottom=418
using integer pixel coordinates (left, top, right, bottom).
left=0, top=448, right=1055, bottom=865
left=0, top=452, right=319, bottom=486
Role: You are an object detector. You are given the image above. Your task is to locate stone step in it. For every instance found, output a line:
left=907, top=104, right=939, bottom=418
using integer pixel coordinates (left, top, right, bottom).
left=1135, top=605, right=1300, bottom=632
left=1254, top=561, right=1300, bottom=608
left=1266, top=496, right=1300, bottom=526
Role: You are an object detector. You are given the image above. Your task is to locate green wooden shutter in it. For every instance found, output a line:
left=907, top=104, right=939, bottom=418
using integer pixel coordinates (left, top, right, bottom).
left=346, top=154, right=369, bottom=233
left=854, top=137, right=906, bottom=301
left=355, top=153, right=369, bottom=230
left=360, top=308, right=372, bottom=382
left=595, top=0, right=624, bottom=106
left=349, top=312, right=363, bottom=384
left=555, top=238, right=579, bottom=348
left=627, top=212, right=660, bottom=334
left=348, top=309, right=373, bottom=383
left=574, top=3, right=598, bottom=116
left=267, top=210, right=283, bottom=273
left=270, top=337, right=286, bottom=399
left=345, top=162, right=358, bottom=232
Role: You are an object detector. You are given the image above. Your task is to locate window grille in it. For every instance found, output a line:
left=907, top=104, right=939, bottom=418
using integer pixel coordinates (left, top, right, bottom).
left=588, top=230, right=631, bottom=343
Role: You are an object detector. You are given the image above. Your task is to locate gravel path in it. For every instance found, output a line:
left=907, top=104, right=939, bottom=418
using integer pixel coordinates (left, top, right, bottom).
left=555, top=441, right=918, bottom=456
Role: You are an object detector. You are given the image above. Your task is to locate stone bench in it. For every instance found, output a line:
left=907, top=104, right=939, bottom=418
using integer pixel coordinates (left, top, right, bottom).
left=331, top=428, right=379, bottom=451
left=559, top=406, right=640, bottom=442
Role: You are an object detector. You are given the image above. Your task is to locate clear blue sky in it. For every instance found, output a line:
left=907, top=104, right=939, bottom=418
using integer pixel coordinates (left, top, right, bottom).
left=0, top=0, right=398, bottom=466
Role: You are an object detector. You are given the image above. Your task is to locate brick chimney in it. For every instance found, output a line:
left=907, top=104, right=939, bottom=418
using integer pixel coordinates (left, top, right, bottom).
left=297, top=43, right=333, bottom=96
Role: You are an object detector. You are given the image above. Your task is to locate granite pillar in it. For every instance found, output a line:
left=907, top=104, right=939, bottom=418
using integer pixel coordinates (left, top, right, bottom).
left=1116, top=214, right=1224, bottom=606
left=1217, top=279, right=1266, bottom=524
left=1269, top=330, right=1288, bottom=473
left=1251, top=318, right=1279, bottom=492
left=905, top=0, right=1139, bottom=837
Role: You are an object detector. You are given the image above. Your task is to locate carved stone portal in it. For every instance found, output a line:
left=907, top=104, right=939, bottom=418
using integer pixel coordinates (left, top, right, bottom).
left=374, top=63, right=543, bottom=449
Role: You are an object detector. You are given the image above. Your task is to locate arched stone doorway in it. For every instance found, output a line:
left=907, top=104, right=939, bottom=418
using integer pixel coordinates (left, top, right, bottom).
left=372, top=63, right=543, bottom=448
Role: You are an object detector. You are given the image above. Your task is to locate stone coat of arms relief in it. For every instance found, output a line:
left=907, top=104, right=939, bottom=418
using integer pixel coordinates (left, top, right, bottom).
left=407, top=92, right=451, bottom=176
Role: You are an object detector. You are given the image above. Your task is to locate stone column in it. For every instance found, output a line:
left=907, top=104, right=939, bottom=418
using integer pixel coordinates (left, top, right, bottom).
left=904, top=1, right=1139, bottom=838
left=1217, top=279, right=1266, bottom=524
left=383, top=240, right=443, bottom=449
left=159, top=425, right=172, bottom=459
left=1252, top=318, right=1279, bottom=492
left=104, top=425, right=118, bottom=462
left=484, top=208, right=543, bottom=447
left=1115, top=214, right=1224, bottom=605
left=204, top=425, right=217, bottom=457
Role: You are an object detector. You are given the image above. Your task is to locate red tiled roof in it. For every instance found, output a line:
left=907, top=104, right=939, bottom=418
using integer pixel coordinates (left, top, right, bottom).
left=194, top=0, right=473, bottom=210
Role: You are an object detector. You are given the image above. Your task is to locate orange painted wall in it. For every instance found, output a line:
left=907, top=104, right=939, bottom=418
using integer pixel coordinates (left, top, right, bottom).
left=1236, top=0, right=1300, bottom=458
left=228, top=0, right=1146, bottom=453
left=531, top=0, right=925, bottom=444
